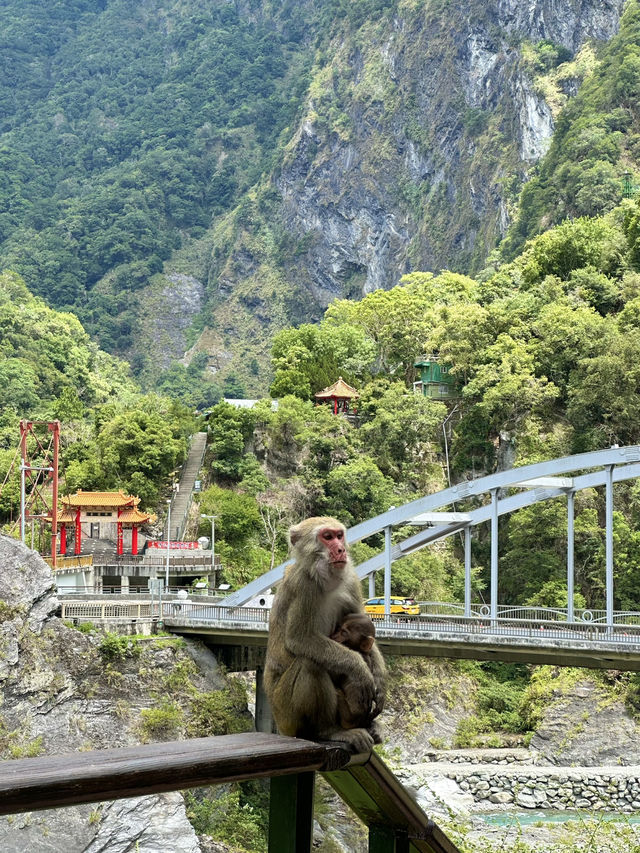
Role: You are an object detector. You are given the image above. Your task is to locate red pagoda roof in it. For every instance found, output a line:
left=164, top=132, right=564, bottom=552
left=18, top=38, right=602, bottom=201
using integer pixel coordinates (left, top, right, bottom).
left=57, top=491, right=155, bottom=526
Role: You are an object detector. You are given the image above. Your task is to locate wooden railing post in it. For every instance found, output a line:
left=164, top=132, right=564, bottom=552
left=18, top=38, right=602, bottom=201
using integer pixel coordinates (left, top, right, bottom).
left=369, top=824, right=410, bottom=852
left=255, top=666, right=275, bottom=734
left=269, top=771, right=315, bottom=853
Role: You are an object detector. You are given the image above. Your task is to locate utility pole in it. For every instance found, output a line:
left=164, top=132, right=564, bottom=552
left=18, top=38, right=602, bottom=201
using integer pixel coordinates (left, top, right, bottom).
left=18, top=421, right=60, bottom=566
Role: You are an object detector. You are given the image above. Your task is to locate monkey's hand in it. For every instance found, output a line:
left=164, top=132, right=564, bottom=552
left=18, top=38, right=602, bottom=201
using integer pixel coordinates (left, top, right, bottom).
left=371, top=681, right=385, bottom=719
left=342, top=668, right=375, bottom=719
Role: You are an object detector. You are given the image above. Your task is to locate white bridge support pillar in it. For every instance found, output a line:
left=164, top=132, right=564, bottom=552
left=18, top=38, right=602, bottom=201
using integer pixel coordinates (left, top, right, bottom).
left=567, top=490, right=575, bottom=622
left=368, top=572, right=376, bottom=599
left=464, top=525, right=472, bottom=618
left=606, top=464, right=614, bottom=629
left=490, top=489, right=499, bottom=624
left=384, top=526, right=392, bottom=618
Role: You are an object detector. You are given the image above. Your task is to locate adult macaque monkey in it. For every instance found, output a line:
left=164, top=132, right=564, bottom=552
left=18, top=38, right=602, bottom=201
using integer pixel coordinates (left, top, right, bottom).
left=264, top=517, right=386, bottom=753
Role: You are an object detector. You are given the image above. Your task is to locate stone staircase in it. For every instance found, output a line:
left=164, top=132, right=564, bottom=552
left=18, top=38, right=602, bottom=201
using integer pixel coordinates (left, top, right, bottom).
left=167, top=432, right=207, bottom=540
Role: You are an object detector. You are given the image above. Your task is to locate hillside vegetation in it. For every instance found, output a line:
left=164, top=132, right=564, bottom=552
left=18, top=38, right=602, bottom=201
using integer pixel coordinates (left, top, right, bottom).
left=0, top=0, right=628, bottom=392
left=0, top=270, right=195, bottom=524
left=503, top=0, right=640, bottom=255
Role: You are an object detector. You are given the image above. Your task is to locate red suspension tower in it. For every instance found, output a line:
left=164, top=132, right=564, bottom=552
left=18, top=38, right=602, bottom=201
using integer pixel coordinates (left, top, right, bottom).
left=18, top=420, right=60, bottom=567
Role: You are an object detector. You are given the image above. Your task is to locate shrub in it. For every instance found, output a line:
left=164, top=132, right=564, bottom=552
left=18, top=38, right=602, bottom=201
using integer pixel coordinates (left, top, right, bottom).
left=186, top=682, right=252, bottom=737
left=185, top=788, right=267, bottom=852
left=98, top=632, right=141, bottom=662
left=139, top=700, right=183, bottom=741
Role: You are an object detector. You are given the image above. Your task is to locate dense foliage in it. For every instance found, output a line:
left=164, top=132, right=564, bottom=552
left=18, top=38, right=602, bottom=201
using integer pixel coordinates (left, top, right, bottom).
left=0, top=271, right=194, bottom=526
left=0, top=0, right=318, bottom=352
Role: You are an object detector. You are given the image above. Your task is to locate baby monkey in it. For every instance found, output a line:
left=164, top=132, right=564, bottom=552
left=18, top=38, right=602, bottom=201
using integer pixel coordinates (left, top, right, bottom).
left=331, top=612, right=382, bottom=740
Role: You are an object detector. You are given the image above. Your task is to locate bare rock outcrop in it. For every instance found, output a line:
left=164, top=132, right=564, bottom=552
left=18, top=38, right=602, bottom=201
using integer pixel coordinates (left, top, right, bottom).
left=530, top=679, right=640, bottom=766
left=0, top=535, right=236, bottom=852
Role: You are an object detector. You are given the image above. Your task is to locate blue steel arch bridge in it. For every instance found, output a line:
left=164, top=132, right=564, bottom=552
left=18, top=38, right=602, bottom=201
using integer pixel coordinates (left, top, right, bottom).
left=155, top=446, right=640, bottom=673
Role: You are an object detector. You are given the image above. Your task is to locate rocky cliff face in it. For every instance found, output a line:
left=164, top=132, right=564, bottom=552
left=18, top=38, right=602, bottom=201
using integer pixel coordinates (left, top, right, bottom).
left=0, top=535, right=244, bottom=852
left=530, top=678, right=640, bottom=767
left=190, top=0, right=625, bottom=389
left=273, top=0, right=625, bottom=297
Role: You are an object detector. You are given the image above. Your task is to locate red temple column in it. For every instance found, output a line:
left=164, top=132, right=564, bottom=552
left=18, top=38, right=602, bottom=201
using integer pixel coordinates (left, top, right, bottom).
left=333, top=397, right=337, bottom=415
left=117, top=509, right=123, bottom=556
left=60, top=525, right=67, bottom=556
left=131, top=525, right=138, bottom=556
left=74, top=508, right=81, bottom=555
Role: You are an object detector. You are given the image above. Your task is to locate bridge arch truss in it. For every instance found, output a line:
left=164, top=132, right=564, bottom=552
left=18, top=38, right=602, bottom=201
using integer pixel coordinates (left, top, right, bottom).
left=223, top=446, right=640, bottom=628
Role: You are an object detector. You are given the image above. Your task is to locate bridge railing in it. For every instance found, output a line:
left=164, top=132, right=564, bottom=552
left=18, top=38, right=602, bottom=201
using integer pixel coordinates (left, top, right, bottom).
left=165, top=601, right=271, bottom=624
left=60, top=601, right=159, bottom=620
left=162, top=601, right=640, bottom=644
left=376, top=612, right=640, bottom=642
left=58, top=596, right=640, bottom=647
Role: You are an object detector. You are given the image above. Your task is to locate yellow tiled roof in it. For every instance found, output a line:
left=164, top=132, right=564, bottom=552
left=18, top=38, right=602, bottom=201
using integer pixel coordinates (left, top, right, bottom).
left=119, top=508, right=157, bottom=524
left=314, top=376, right=359, bottom=399
left=62, top=490, right=138, bottom=508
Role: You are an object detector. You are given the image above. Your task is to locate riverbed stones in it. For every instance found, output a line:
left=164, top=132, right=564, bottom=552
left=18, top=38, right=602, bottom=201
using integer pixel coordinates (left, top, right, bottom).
left=412, top=761, right=640, bottom=812
left=489, top=792, right=513, bottom=804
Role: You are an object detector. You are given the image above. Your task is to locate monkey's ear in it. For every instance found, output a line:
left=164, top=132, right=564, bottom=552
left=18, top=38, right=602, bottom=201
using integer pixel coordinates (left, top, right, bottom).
left=361, top=636, right=375, bottom=653
left=289, top=522, right=304, bottom=547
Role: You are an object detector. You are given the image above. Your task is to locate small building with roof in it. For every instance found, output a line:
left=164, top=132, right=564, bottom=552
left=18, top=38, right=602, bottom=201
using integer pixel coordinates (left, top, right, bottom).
left=413, top=355, right=458, bottom=400
left=58, top=490, right=156, bottom=558
left=314, top=377, right=359, bottom=415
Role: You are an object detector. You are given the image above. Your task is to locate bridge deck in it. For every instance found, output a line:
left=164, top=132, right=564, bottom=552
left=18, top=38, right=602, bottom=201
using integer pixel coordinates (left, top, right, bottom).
left=162, top=612, right=640, bottom=671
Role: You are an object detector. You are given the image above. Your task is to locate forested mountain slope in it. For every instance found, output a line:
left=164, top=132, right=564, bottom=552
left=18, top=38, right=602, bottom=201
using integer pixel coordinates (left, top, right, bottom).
left=0, top=270, right=194, bottom=518
left=0, top=0, right=314, bottom=363
left=503, top=0, right=640, bottom=257
left=0, top=0, right=627, bottom=394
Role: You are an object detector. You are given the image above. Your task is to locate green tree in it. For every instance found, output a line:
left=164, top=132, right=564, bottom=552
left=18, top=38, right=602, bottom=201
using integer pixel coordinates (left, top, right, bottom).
left=357, top=380, right=446, bottom=488
left=96, top=402, right=187, bottom=503
left=199, top=485, right=262, bottom=548
left=463, top=334, right=559, bottom=433
left=207, top=401, right=257, bottom=482
left=324, top=456, right=395, bottom=527
left=269, top=323, right=375, bottom=400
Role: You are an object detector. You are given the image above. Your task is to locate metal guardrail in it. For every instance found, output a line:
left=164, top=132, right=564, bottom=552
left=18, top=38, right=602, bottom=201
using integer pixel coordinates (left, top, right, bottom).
left=94, top=554, right=220, bottom=568
left=46, top=555, right=94, bottom=570
left=60, top=601, right=159, bottom=620
left=57, top=586, right=224, bottom=597
left=416, top=602, right=640, bottom=625
left=162, top=601, right=640, bottom=646
left=57, top=597, right=640, bottom=649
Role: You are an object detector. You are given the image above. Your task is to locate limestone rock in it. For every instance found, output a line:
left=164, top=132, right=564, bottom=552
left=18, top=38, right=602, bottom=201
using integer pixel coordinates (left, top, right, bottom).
left=530, top=679, right=640, bottom=766
left=0, top=534, right=242, bottom=851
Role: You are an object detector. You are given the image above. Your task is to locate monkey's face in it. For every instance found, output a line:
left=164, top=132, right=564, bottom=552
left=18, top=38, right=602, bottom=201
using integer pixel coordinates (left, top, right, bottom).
left=318, top=526, right=347, bottom=567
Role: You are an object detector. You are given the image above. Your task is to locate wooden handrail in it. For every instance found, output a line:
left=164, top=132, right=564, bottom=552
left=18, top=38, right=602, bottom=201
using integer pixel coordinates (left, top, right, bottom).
left=324, top=750, right=460, bottom=853
left=0, top=733, right=461, bottom=852
left=0, top=733, right=351, bottom=815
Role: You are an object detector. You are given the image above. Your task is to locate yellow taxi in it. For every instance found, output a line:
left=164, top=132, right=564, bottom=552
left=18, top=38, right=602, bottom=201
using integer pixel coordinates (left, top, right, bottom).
left=364, top=597, right=420, bottom=619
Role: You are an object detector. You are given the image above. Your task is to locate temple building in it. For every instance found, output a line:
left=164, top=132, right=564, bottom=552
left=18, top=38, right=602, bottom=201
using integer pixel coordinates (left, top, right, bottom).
left=58, top=490, right=156, bottom=558
left=314, top=377, right=359, bottom=415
